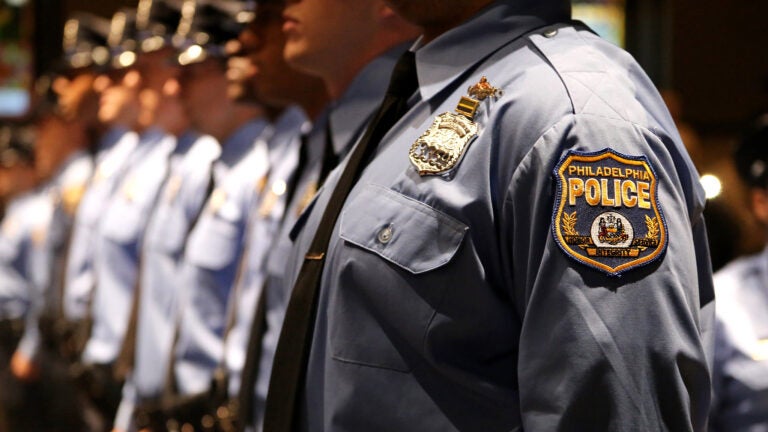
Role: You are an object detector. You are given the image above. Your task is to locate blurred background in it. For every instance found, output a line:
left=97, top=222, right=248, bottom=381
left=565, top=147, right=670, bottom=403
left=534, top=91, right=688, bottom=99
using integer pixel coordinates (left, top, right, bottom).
left=1, top=0, right=767, bottom=270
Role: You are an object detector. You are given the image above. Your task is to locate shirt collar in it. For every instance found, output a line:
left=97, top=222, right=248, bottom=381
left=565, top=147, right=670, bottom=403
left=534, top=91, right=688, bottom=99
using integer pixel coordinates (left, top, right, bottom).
left=759, top=245, right=768, bottom=285
left=270, top=105, right=308, bottom=152
left=328, top=41, right=412, bottom=156
left=138, top=126, right=169, bottom=146
left=98, top=125, right=131, bottom=153
left=414, top=0, right=571, bottom=102
left=49, top=150, right=89, bottom=190
left=219, top=118, right=269, bottom=166
left=173, top=129, right=200, bottom=155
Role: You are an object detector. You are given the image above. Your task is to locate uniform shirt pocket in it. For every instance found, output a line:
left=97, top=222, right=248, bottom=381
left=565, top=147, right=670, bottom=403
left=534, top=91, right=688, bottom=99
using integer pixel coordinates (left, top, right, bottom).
left=101, top=196, right=144, bottom=245
left=153, top=205, right=189, bottom=256
left=186, top=211, right=240, bottom=271
left=331, top=184, right=467, bottom=372
left=77, top=190, right=106, bottom=229
left=339, top=184, right=467, bottom=274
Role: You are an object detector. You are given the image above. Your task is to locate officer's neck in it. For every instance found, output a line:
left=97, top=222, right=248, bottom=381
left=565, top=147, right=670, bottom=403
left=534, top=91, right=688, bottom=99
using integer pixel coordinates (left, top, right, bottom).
left=215, top=103, right=265, bottom=144
left=415, top=0, right=495, bottom=45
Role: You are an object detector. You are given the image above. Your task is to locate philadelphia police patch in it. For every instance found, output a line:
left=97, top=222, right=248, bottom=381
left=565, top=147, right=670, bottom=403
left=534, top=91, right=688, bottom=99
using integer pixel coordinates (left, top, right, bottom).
left=552, top=149, right=668, bottom=276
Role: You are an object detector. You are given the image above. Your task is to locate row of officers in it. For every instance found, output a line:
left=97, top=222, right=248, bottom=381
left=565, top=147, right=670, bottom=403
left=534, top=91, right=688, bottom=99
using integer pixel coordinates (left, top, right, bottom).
left=0, top=0, right=766, bottom=430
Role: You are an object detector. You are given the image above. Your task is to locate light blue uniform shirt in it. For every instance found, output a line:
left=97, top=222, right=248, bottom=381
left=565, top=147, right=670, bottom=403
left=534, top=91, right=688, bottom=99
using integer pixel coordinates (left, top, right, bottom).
left=172, top=119, right=269, bottom=396
left=15, top=151, right=94, bottom=358
left=0, top=192, right=43, bottom=321
left=64, top=127, right=139, bottom=321
left=250, top=45, right=407, bottom=430
left=279, top=1, right=714, bottom=430
left=82, top=127, right=176, bottom=365
left=223, top=107, right=308, bottom=397
left=711, top=246, right=768, bottom=431
left=113, top=131, right=220, bottom=431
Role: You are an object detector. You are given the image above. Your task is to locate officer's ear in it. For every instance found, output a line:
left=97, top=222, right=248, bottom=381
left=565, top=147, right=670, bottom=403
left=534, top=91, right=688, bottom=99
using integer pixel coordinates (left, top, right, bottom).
left=750, top=187, right=768, bottom=226
left=377, top=3, right=396, bottom=20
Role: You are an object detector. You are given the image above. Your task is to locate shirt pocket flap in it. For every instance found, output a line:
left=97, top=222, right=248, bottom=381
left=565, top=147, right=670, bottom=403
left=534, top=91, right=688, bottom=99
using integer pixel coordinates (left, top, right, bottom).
left=186, top=213, right=240, bottom=270
left=150, top=205, right=188, bottom=255
left=339, top=184, right=467, bottom=275
left=101, top=198, right=144, bottom=244
left=77, top=190, right=106, bottom=228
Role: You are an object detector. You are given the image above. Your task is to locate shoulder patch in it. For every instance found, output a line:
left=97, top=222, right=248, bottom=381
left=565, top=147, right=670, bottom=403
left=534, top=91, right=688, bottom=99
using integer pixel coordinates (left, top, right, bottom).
left=552, top=149, right=667, bottom=276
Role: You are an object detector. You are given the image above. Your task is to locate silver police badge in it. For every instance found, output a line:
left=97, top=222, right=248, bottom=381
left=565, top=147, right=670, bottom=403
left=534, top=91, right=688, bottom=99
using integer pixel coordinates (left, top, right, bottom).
left=409, top=76, right=501, bottom=176
left=409, top=112, right=478, bottom=175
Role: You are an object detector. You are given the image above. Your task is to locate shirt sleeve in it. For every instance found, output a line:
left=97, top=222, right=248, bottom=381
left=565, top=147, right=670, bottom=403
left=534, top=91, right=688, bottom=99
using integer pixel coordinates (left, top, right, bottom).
left=505, top=113, right=713, bottom=431
left=16, top=223, right=54, bottom=359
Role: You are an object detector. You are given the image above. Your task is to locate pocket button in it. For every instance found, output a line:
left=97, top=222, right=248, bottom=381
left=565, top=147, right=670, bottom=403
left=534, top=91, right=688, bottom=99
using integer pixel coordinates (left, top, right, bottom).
left=377, top=225, right=393, bottom=244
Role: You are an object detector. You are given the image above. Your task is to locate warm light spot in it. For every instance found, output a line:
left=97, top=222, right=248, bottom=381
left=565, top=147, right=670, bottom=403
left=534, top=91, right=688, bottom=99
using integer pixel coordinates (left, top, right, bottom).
left=700, top=174, right=722, bottom=199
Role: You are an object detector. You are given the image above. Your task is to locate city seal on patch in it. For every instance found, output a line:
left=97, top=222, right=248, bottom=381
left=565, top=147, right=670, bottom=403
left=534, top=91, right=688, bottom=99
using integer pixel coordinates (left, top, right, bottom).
left=552, top=148, right=667, bottom=276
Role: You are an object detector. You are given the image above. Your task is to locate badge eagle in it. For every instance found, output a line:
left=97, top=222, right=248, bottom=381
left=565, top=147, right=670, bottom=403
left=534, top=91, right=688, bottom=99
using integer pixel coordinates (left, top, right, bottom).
left=552, top=149, right=668, bottom=276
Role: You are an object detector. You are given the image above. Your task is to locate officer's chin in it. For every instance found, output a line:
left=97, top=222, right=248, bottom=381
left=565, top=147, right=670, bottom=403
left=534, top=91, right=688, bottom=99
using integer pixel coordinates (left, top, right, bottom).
left=35, top=166, right=52, bottom=183
left=228, top=82, right=260, bottom=106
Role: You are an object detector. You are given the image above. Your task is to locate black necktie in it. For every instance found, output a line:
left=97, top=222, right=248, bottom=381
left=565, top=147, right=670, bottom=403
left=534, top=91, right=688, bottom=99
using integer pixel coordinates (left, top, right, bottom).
left=262, top=51, right=419, bottom=432
left=319, top=120, right=338, bottom=186
left=234, top=279, right=268, bottom=429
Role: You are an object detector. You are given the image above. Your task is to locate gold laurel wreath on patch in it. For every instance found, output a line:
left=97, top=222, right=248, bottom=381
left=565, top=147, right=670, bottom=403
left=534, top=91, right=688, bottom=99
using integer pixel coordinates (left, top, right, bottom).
left=561, top=211, right=578, bottom=236
left=645, top=215, right=659, bottom=239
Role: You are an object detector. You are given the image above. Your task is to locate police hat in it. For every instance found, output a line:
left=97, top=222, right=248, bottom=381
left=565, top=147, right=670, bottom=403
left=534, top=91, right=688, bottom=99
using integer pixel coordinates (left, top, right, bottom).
left=734, top=114, right=768, bottom=188
left=135, top=0, right=185, bottom=53
left=60, top=12, right=111, bottom=73
left=174, top=0, right=255, bottom=66
left=104, top=8, right=140, bottom=71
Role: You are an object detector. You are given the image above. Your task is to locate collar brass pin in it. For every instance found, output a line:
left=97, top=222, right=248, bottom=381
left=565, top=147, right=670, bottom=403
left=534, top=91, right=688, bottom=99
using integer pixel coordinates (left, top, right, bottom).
left=165, top=175, right=182, bottom=203
left=123, top=176, right=138, bottom=202
left=208, top=189, right=227, bottom=213
left=457, top=76, right=503, bottom=120
left=468, top=76, right=503, bottom=101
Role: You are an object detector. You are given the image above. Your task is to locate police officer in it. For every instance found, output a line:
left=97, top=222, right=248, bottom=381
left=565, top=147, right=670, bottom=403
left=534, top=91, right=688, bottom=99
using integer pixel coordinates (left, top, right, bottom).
left=264, top=0, right=714, bottom=431
left=6, top=111, right=94, bottom=432
left=71, top=8, right=168, bottom=429
left=161, top=0, right=272, bottom=428
left=205, top=1, right=332, bottom=427
left=62, top=11, right=142, bottom=354
left=6, top=16, right=107, bottom=429
left=216, top=2, right=331, bottom=428
left=0, top=130, right=36, bottom=347
left=80, top=2, right=196, bottom=427
left=11, top=82, right=94, bottom=380
left=235, top=0, right=418, bottom=429
left=13, top=113, right=94, bottom=355
left=110, top=1, right=221, bottom=431
left=0, top=127, right=40, bottom=432
left=710, top=114, right=768, bottom=431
